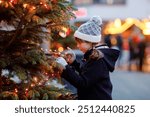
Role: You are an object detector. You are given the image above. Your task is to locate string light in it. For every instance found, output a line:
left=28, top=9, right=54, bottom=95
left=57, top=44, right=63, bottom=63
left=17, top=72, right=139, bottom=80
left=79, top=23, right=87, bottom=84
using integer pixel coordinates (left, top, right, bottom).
left=41, top=48, right=44, bottom=51
left=0, top=0, right=2, bottom=4
left=31, top=6, right=36, bottom=10
left=10, top=0, right=14, bottom=3
left=33, top=76, right=38, bottom=82
left=31, top=83, right=35, bottom=87
left=23, top=4, right=28, bottom=8
left=58, top=47, right=64, bottom=52
left=44, top=4, right=48, bottom=9
left=15, top=88, right=18, bottom=93
left=45, top=72, right=48, bottom=75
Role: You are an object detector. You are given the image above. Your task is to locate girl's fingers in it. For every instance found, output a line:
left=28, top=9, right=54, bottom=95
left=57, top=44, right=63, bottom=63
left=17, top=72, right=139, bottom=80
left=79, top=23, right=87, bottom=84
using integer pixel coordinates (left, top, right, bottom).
left=67, top=47, right=71, bottom=50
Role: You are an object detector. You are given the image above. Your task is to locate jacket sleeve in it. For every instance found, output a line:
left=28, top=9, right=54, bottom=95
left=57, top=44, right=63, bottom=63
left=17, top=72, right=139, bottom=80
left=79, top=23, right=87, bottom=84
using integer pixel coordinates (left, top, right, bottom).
left=61, top=59, right=109, bottom=89
left=70, top=60, right=82, bottom=73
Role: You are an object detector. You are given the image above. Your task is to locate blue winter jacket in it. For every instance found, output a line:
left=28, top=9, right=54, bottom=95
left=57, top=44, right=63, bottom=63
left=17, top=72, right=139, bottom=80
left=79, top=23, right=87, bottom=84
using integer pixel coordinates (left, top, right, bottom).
left=61, top=45, right=120, bottom=100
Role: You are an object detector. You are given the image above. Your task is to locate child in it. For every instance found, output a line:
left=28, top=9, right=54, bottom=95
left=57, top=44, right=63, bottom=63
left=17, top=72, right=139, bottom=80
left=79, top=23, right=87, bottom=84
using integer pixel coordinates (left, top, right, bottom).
left=56, top=16, right=120, bottom=100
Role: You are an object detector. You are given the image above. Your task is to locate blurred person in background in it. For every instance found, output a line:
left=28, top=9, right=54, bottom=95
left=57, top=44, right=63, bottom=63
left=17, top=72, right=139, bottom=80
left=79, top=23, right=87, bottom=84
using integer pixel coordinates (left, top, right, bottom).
left=138, top=38, right=146, bottom=71
left=128, top=35, right=140, bottom=71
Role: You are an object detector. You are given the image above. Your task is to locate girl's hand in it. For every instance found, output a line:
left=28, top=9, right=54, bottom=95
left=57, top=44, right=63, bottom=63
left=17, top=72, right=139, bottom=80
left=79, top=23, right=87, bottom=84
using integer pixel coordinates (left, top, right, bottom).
left=56, top=57, right=68, bottom=69
left=65, top=47, right=76, bottom=64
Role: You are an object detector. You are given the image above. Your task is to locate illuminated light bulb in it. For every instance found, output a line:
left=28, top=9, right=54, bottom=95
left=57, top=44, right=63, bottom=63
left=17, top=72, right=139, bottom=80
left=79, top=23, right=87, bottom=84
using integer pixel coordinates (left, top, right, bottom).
left=31, top=84, right=35, bottom=87
left=58, top=47, right=64, bottom=52
left=0, top=0, right=2, bottom=4
left=45, top=72, right=48, bottom=75
left=15, top=88, right=18, bottom=93
left=23, top=4, right=28, bottom=8
left=41, top=48, right=44, bottom=51
left=10, top=0, right=14, bottom=3
left=40, top=2, right=43, bottom=4
left=31, top=6, right=36, bottom=10
left=25, top=88, right=28, bottom=91
left=52, top=74, right=54, bottom=76
left=33, top=77, right=38, bottom=82
left=44, top=4, right=48, bottom=8
left=59, top=27, right=68, bottom=38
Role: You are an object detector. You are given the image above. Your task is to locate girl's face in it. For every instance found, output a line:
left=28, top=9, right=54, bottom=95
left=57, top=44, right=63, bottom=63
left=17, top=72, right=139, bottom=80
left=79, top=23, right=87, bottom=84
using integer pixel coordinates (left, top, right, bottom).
left=75, top=38, right=92, bottom=53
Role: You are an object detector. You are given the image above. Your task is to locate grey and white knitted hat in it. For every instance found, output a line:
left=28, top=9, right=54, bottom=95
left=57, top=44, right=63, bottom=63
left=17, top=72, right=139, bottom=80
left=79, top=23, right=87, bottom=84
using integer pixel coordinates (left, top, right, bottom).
left=74, top=16, right=102, bottom=43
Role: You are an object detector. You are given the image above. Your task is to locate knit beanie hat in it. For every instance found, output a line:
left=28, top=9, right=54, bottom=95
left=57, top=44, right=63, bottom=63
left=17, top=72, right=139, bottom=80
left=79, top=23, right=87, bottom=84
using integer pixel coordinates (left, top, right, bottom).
left=74, top=16, right=102, bottom=43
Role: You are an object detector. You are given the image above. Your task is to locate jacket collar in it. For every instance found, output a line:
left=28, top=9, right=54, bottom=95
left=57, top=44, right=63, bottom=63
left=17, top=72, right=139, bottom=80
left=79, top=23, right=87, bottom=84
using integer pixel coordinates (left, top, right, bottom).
left=83, top=49, right=93, bottom=61
left=83, top=44, right=109, bottom=61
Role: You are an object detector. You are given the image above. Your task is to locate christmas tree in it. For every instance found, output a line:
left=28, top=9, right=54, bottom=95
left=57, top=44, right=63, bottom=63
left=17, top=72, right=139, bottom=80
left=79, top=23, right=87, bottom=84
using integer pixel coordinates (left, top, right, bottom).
left=0, top=0, right=76, bottom=100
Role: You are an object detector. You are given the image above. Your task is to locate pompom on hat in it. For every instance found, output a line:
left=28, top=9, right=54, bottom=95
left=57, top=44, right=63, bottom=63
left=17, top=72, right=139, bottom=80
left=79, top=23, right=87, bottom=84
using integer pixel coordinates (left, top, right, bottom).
left=74, top=16, right=102, bottom=43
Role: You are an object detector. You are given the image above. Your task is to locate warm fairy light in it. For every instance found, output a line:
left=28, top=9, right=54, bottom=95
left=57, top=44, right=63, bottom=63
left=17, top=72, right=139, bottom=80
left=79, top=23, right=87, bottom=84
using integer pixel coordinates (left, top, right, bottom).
left=33, top=76, right=38, bottom=82
left=59, top=27, right=68, bottom=38
left=58, top=47, right=64, bottom=52
left=25, top=88, right=28, bottom=91
left=15, top=88, right=18, bottom=93
left=52, top=74, right=54, bottom=77
left=31, top=83, right=35, bottom=87
left=0, top=0, right=2, bottom=4
left=44, top=4, right=48, bottom=9
left=23, top=4, right=28, bottom=8
left=40, top=2, right=43, bottom=5
left=45, top=72, right=48, bottom=75
left=31, top=6, right=36, bottom=10
left=10, top=0, right=14, bottom=3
